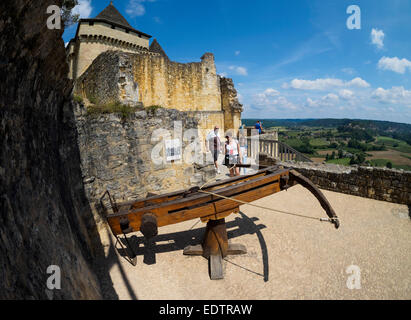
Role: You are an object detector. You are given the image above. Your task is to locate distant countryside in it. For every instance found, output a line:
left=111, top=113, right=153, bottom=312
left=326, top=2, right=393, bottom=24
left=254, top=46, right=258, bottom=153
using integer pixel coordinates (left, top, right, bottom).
left=242, top=119, right=411, bottom=171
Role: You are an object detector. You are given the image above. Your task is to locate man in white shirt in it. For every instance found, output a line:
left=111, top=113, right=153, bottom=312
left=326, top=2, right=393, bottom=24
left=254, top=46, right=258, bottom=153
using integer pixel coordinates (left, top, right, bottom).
left=206, top=126, right=222, bottom=174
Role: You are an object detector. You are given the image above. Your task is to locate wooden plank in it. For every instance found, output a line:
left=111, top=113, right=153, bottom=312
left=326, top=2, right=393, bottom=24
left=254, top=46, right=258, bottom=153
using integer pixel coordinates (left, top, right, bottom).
left=205, top=173, right=267, bottom=193
left=108, top=180, right=281, bottom=235
left=209, top=255, right=224, bottom=280
left=108, top=169, right=287, bottom=219
left=183, top=244, right=203, bottom=256
left=227, top=244, right=247, bottom=255
left=116, top=166, right=278, bottom=210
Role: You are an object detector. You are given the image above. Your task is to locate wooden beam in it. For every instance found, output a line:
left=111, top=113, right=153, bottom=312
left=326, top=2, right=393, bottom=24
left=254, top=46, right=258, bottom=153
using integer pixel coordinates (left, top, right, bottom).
left=107, top=176, right=282, bottom=235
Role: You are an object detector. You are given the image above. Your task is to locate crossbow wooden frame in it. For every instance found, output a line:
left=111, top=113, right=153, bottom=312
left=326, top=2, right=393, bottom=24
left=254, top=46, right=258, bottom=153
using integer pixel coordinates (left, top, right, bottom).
left=101, top=165, right=339, bottom=280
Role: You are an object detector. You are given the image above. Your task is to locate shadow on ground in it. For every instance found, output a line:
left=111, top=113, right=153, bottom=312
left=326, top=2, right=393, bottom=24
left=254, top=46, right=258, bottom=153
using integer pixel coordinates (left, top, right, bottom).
left=114, top=212, right=270, bottom=282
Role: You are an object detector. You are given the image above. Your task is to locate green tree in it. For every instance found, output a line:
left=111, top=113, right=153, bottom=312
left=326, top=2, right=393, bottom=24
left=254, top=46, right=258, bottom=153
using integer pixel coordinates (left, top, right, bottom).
left=329, top=142, right=338, bottom=148
left=386, top=162, right=393, bottom=169
left=349, top=156, right=357, bottom=165
left=338, top=149, right=344, bottom=159
left=356, top=153, right=365, bottom=164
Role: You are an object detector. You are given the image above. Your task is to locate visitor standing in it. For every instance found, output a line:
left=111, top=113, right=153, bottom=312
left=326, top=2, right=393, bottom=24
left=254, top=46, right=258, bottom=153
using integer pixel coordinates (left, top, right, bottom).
left=206, top=126, right=222, bottom=174
left=255, top=121, right=262, bottom=134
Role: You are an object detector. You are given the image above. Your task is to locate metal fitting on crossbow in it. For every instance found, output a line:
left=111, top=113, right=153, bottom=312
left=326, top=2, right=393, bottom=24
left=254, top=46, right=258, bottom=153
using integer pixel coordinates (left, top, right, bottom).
left=320, top=217, right=340, bottom=229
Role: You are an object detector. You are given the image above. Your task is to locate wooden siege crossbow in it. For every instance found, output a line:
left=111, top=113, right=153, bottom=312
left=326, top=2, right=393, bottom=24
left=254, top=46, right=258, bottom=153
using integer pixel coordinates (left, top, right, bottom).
left=100, top=164, right=340, bottom=280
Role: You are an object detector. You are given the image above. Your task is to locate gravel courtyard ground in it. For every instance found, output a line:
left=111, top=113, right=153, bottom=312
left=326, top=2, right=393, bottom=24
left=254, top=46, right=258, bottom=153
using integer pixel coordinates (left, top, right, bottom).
left=99, top=173, right=411, bottom=300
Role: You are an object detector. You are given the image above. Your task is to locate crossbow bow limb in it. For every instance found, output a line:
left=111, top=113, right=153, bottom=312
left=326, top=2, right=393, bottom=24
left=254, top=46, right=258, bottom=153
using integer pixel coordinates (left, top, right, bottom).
left=288, top=169, right=340, bottom=229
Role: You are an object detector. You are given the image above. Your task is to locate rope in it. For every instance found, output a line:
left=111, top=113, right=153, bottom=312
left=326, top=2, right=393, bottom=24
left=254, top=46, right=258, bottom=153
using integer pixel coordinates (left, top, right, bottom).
left=197, top=189, right=329, bottom=223
left=198, top=162, right=335, bottom=224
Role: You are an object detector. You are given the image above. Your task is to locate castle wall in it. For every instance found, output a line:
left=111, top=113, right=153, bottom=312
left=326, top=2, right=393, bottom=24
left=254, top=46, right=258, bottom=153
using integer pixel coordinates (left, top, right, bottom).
left=75, top=51, right=242, bottom=145
left=186, top=111, right=225, bottom=152
left=74, top=40, right=143, bottom=79
left=132, top=53, right=222, bottom=112
left=77, top=51, right=223, bottom=113
left=74, top=105, right=216, bottom=231
left=1, top=0, right=107, bottom=299
left=220, top=77, right=244, bottom=135
left=259, top=154, right=411, bottom=205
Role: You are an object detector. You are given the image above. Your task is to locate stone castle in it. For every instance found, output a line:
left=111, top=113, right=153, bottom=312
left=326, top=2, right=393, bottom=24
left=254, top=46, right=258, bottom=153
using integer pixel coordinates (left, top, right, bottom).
left=67, top=2, right=243, bottom=134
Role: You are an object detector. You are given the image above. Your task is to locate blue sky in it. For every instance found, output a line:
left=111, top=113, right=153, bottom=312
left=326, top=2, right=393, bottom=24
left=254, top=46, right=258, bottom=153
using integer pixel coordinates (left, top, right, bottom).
left=63, top=0, right=411, bottom=124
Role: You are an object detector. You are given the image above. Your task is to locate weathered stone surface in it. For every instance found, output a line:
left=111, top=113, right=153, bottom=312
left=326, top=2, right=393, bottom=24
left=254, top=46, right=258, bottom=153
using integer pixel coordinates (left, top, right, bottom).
left=76, top=51, right=222, bottom=111
left=220, top=76, right=243, bottom=134
left=0, top=0, right=109, bottom=299
left=75, top=105, right=216, bottom=230
left=75, top=50, right=243, bottom=135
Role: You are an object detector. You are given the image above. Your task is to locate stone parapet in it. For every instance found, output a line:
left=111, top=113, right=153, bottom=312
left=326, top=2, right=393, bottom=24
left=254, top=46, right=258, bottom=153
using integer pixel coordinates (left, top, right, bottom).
left=259, top=153, right=411, bottom=205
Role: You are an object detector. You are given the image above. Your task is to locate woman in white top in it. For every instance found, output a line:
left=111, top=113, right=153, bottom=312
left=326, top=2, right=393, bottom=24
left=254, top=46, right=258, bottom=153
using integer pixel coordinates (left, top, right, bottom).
left=224, top=132, right=242, bottom=177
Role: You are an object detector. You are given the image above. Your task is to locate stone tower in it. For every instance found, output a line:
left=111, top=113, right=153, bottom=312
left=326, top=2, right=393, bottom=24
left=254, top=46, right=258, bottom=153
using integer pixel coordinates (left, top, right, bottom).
left=66, top=2, right=153, bottom=80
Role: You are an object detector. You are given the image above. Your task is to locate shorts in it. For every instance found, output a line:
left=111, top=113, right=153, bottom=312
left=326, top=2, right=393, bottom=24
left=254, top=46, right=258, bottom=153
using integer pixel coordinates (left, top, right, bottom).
left=225, top=154, right=239, bottom=166
left=229, top=154, right=240, bottom=164
left=213, top=150, right=219, bottom=162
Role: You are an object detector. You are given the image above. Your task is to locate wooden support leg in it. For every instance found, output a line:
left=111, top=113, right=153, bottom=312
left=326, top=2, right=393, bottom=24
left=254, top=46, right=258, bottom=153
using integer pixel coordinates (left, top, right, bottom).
left=183, top=218, right=247, bottom=280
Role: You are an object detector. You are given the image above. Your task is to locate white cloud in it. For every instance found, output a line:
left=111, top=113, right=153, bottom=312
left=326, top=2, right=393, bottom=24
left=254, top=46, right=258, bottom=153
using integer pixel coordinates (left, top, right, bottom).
left=72, top=0, right=93, bottom=18
left=126, top=0, right=155, bottom=17
left=253, top=89, right=296, bottom=110
left=378, top=56, right=411, bottom=74
left=262, top=88, right=280, bottom=96
left=371, top=28, right=385, bottom=49
left=229, top=65, right=248, bottom=76
left=306, top=98, right=316, bottom=107
left=235, top=51, right=240, bottom=56
left=284, top=77, right=369, bottom=90
left=285, top=78, right=343, bottom=90
left=218, top=72, right=227, bottom=77
left=341, top=67, right=356, bottom=75
left=325, top=93, right=339, bottom=101
left=339, top=89, right=354, bottom=100
left=306, top=93, right=339, bottom=108
left=348, top=77, right=370, bottom=88
left=372, top=86, right=411, bottom=105
left=254, top=88, right=279, bottom=104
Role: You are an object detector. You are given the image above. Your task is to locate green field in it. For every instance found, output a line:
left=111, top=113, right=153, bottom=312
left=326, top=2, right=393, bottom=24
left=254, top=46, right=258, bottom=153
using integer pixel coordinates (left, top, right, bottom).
left=269, top=127, right=411, bottom=171
left=369, top=159, right=391, bottom=166
left=375, top=136, right=411, bottom=153
left=246, top=119, right=411, bottom=171
left=310, top=138, right=330, bottom=148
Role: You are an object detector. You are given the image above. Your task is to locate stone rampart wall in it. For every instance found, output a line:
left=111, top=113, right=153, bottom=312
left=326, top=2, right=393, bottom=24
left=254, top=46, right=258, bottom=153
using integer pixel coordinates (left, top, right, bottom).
left=259, top=154, right=411, bottom=205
